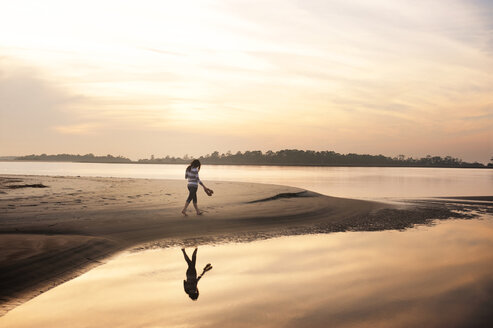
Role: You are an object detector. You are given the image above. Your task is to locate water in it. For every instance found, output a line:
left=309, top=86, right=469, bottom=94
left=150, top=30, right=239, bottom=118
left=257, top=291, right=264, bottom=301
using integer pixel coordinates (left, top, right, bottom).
left=1, top=161, right=491, bottom=199
left=1, top=161, right=493, bottom=327
left=1, top=217, right=492, bottom=328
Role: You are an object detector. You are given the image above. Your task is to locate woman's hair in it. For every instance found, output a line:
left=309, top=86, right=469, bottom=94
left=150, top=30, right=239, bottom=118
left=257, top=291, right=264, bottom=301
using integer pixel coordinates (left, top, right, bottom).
left=187, top=289, right=199, bottom=301
left=191, top=159, right=201, bottom=169
left=185, top=159, right=201, bottom=178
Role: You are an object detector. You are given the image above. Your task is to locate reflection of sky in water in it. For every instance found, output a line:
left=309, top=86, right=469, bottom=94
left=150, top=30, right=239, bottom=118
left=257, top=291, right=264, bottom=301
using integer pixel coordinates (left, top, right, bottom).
left=1, top=162, right=492, bottom=198
left=2, top=216, right=493, bottom=328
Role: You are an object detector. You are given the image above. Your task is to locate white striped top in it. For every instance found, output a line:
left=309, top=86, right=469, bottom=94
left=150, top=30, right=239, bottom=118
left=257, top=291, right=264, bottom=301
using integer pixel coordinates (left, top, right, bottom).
left=186, top=167, right=202, bottom=186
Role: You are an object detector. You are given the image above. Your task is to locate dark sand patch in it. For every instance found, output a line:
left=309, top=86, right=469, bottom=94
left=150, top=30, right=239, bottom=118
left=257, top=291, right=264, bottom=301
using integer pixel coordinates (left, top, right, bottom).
left=7, top=184, right=48, bottom=189
left=2, top=182, right=48, bottom=189
left=247, top=191, right=314, bottom=203
left=437, top=196, right=493, bottom=201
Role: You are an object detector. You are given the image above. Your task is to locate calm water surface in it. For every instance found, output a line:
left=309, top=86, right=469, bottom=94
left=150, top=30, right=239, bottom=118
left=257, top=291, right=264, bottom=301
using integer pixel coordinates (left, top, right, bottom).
left=1, top=216, right=492, bottom=328
left=1, top=161, right=491, bottom=198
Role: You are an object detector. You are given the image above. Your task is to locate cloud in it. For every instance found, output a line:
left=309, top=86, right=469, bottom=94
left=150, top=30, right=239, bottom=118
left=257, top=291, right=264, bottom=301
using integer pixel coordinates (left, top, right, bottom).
left=0, top=60, right=77, bottom=147
left=0, top=1, right=492, bottom=161
left=0, top=60, right=172, bottom=152
left=52, top=123, right=101, bottom=135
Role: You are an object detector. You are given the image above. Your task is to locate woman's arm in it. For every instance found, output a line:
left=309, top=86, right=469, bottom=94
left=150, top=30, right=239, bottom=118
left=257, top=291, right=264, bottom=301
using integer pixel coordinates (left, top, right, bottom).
left=197, top=263, right=213, bottom=281
left=197, top=173, right=212, bottom=195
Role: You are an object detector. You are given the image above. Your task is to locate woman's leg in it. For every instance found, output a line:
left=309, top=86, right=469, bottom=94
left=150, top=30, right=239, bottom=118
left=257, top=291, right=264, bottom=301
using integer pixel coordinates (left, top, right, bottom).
left=182, top=248, right=192, bottom=265
left=187, top=185, right=197, bottom=203
left=193, top=203, right=202, bottom=215
left=189, top=186, right=202, bottom=215
left=182, top=185, right=196, bottom=215
left=181, top=202, right=189, bottom=215
left=191, top=248, right=197, bottom=266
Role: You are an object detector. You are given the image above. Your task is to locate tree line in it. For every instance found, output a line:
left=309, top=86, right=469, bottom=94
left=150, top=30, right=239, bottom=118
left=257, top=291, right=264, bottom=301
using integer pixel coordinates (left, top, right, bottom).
left=16, top=153, right=132, bottom=163
left=138, top=150, right=490, bottom=167
left=15, top=150, right=491, bottom=167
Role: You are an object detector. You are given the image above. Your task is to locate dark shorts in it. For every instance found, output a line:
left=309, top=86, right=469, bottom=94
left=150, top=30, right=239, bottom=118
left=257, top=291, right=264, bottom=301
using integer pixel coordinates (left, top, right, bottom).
left=186, top=185, right=198, bottom=204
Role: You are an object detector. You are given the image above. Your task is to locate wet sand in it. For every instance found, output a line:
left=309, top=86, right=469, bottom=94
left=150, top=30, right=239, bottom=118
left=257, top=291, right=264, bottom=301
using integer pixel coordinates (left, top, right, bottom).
left=0, top=175, right=485, bottom=315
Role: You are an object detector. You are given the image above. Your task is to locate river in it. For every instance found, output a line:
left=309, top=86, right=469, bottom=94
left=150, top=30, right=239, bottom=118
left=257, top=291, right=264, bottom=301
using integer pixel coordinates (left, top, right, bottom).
left=1, top=161, right=491, bottom=199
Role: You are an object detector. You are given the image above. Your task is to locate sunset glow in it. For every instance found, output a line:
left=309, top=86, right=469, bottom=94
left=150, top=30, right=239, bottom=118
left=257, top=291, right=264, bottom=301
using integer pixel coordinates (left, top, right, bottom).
left=1, top=0, right=492, bottom=162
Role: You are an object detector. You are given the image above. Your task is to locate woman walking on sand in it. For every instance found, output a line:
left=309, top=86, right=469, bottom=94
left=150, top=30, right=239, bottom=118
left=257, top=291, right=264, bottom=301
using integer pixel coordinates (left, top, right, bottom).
left=182, top=159, right=213, bottom=216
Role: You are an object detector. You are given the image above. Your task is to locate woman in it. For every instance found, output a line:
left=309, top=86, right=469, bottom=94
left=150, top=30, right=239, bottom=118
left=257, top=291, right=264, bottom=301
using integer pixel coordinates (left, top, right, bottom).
left=182, top=159, right=212, bottom=216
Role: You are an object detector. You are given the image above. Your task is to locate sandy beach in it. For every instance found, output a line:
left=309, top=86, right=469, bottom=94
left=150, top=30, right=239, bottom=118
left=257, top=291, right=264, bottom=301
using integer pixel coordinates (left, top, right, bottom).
left=0, top=174, right=481, bottom=316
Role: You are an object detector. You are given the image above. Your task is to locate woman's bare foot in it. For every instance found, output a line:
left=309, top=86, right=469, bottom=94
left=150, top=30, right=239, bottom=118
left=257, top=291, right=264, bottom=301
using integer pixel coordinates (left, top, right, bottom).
left=182, top=210, right=188, bottom=216
left=196, top=211, right=203, bottom=215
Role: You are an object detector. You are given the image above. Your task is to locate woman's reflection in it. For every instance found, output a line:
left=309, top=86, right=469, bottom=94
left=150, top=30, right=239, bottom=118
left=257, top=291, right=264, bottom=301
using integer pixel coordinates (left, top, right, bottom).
left=181, top=248, right=213, bottom=301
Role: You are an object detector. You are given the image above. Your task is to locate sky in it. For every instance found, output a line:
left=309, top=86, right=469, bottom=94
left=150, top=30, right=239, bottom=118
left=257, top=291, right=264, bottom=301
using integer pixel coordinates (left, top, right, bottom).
left=0, top=0, right=492, bottom=162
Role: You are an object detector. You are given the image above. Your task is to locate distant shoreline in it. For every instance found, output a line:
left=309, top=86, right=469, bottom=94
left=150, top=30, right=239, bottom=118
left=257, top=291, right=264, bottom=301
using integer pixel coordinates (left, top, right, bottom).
left=1, top=159, right=491, bottom=169
left=5, top=149, right=490, bottom=168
